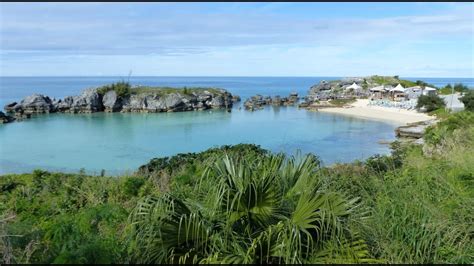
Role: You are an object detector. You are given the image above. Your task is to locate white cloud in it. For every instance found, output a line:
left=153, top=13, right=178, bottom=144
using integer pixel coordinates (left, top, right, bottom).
left=0, top=3, right=472, bottom=76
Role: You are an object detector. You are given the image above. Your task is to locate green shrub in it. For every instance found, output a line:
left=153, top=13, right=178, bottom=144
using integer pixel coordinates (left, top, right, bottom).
left=97, top=81, right=131, bottom=98
left=459, top=90, right=474, bottom=111
left=416, top=94, right=446, bottom=112
left=122, top=176, right=145, bottom=197
left=424, top=111, right=474, bottom=145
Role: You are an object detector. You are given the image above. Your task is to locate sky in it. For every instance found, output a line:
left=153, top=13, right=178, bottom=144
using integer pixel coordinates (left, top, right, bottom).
left=0, top=2, right=473, bottom=77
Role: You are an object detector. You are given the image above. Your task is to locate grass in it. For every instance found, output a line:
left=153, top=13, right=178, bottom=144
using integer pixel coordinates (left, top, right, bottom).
left=130, top=86, right=223, bottom=96
left=368, top=75, right=417, bottom=87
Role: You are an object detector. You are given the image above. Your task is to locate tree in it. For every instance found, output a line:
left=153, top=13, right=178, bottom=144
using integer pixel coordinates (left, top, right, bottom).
left=416, top=80, right=427, bottom=87
left=453, top=83, right=469, bottom=93
left=459, top=90, right=474, bottom=111
left=416, top=94, right=446, bottom=112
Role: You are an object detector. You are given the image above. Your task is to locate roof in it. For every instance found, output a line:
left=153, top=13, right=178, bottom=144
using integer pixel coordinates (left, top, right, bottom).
left=406, top=86, right=422, bottom=90
left=424, top=87, right=437, bottom=91
left=346, top=82, right=362, bottom=90
left=390, top=84, right=405, bottom=92
left=369, top=85, right=385, bottom=92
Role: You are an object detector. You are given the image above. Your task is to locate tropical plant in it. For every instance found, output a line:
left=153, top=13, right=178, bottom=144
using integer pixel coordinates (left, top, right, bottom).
left=129, top=152, right=373, bottom=264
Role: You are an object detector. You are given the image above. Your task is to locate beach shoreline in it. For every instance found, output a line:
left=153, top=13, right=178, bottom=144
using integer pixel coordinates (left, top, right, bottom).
left=317, top=99, right=434, bottom=125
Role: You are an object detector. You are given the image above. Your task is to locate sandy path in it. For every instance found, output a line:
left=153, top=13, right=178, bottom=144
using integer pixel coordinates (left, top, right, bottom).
left=317, top=99, right=434, bottom=125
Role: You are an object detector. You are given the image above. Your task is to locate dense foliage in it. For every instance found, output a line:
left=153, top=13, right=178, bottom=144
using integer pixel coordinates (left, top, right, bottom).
left=97, top=81, right=131, bottom=97
left=416, top=94, right=446, bottom=112
left=459, top=90, right=474, bottom=111
left=438, top=83, right=470, bottom=95
left=1, top=112, right=473, bottom=264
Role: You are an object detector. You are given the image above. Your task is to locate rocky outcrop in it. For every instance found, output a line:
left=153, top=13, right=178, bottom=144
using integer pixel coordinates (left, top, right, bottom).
left=4, top=87, right=238, bottom=122
left=103, top=90, right=123, bottom=112
left=67, top=89, right=103, bottom=113
left=6, top=94, right=54, bottom=114
left=121, top=94, right=148, bottom=112
left=0, top=111, right=15, bottom=124
left=395, top=119, right=438, bottom=140
left=243, top=93, right=300, bottom=111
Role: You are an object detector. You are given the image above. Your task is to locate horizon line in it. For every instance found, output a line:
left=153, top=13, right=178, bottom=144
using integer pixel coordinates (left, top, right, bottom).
left=1, top=75, right=473, bottom=79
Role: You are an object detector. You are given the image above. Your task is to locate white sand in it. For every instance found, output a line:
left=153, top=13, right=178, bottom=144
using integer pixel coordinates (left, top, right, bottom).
left=317, top=99, right=434, bottom=125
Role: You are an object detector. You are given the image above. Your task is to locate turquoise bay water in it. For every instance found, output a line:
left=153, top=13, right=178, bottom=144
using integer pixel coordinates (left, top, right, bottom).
left=0, top=107, right=396, bottom=175
left=1, top=76, right=471, bottom=175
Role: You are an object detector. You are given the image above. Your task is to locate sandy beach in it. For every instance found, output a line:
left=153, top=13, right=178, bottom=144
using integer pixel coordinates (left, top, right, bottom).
left=318, top=99, right=434, bottom=125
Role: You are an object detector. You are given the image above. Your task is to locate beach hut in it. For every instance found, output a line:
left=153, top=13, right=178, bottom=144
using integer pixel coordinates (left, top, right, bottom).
left=369, top=85, right=387, bottom=99
left=390, top=84, right=406, bottom=101
left=346, top=82, right=362, bottom=92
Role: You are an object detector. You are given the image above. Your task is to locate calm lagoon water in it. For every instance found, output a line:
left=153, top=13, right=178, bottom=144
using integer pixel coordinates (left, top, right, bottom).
left=1, top=76, right=472, bottom=175
left=0, top=107, right=397, bottom=175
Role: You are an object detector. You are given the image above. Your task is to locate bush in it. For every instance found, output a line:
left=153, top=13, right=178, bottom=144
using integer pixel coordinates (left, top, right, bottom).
left=453, top=83, right=469, bottom=93
left=122, top=176, right=145, bottom=197
left=416, top=94, right=446, bottom=112
left=459, top=90, right=474, bottom=111
left=97, top=81, right=131, bottom=98
left=424, top=111, right=474, bottom=145
left=439, top=83, right=469, bottom=95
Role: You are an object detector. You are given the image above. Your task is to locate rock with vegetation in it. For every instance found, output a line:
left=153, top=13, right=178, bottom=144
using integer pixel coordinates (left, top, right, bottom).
left=3, top=82, right=238, bottom=121
left=307, top=75, right=417, bottom=102
left=395, top=119, right=437, bottom=139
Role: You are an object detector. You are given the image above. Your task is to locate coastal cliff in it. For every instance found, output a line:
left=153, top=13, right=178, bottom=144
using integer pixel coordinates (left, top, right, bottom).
left=3, top=83, right=239, bottom=121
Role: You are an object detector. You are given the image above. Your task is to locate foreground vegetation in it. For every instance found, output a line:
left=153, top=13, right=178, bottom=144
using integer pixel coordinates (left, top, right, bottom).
left=1, top=111, right=473, bottom=264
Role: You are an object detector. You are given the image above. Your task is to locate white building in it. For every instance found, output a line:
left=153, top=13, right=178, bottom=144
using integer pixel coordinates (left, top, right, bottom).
left=345, top=82, right=363, bottom=92
left=423, top=87, right=437, bottom=96
left=405, top=86, right=423, bottom=99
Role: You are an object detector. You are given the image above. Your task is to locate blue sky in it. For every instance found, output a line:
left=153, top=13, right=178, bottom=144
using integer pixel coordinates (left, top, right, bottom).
left=0, top=2, right=473, bottom=77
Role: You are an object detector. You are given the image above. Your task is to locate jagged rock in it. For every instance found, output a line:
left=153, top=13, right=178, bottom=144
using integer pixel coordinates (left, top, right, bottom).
left=0, top=111, right=15, bottom=124
left=4, top=102, right=22, bottom=113
left=164, top=93, right=186, bottom=111
left=4, top=86, right=238, bottom=123
left=272, top=96, right=282, bottom=106
left=395, top=120, right=437, bottom=139
left=232, top=95, right=241, bottom=102
left=145, top=95, right=166, bottom=112
left=67, top=89, right=103, bottom=113
left=57, top=97, right=74, bottom=112
left=309, top=80, right=333, bottom=94
left=209, top=95, right=225, bottom=108
left=103, top=90, right=123, bottom=112
left=18, top=94, right=53, bottom=114
left=121, top=94, right=147, bottom=112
